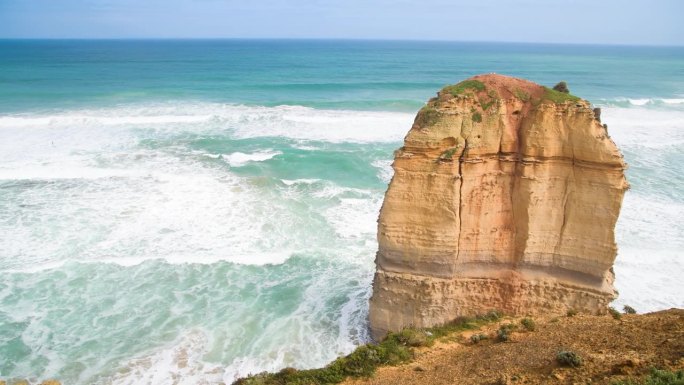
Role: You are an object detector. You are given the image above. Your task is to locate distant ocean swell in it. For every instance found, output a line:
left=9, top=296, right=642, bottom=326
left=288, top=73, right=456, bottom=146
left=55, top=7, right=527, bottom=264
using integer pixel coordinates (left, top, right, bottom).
left=0, top=100, right=682, bottom=384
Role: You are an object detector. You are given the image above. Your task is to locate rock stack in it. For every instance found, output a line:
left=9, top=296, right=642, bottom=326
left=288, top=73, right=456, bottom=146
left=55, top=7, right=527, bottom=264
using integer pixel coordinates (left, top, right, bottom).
left=369, top=74, right=628, bottom=340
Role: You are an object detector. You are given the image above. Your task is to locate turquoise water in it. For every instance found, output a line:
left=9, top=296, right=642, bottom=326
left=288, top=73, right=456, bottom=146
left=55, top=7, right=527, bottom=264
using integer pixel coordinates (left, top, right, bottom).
left=0, top=40, right=683, bottom=384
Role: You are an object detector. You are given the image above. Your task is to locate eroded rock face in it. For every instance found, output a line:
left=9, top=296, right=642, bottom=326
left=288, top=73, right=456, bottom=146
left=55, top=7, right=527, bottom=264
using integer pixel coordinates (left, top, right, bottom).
left=369, top=74, right=628, bottom=340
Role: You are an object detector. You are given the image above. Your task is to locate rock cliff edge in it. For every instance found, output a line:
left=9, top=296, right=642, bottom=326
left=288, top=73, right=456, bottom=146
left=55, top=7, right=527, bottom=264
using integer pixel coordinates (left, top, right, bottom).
left=369, top=74, right=629, bottom=340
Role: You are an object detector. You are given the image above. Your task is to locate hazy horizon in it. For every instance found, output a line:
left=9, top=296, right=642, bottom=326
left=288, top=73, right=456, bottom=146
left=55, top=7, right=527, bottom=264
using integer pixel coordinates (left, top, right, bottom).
left=1, top=37, right=683, bottom=48
left=1, top=0, right=682, bottom=46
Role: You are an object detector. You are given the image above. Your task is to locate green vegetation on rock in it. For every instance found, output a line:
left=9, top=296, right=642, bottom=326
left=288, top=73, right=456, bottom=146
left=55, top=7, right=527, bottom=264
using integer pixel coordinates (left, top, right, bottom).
left=556, top=350, right=583, bottom=367
left=514, top=88, right=530, bottom=101
left=439, top=147, right=459, bottom=161
left=480, top=99, right=495, bottom=111
left=520, top=318, right=536, bottom=331
left=469, top=333, right=489, bottom=344
left=541, top=86, right=581, bottom=104
left=472, top=112, right=483, bottom=123
left=416, top=105, right=441, bottom=127
left=443, top=80, right=486, bottom=97
left=496, top=323, right=515, bottom=342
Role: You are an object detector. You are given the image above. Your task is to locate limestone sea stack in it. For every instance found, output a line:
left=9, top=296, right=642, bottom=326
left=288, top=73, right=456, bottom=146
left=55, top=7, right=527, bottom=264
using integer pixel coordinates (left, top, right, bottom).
left=369, top=74, right=629, bottom=340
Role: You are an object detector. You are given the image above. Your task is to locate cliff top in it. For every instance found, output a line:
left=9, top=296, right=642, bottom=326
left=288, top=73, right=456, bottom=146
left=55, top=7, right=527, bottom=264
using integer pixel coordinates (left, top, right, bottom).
left=433, top=73, right=584, bottom=109
left=345, top=309, right=684, bottom=385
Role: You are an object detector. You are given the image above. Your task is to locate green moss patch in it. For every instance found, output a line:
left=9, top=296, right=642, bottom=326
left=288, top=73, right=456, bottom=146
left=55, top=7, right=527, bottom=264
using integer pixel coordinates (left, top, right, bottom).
left=541, top=86, right=581, bottom=104
left=443, top=80, right=486, bottom=97
left=472, top=112, right=482, bottom=123
left=480, top=99, right=495, bottom=111
left=513, top=88, right=530, bottom=102
left=416, top=105, right=441, bottom=127
left=439, top=147, right=459, bottom=161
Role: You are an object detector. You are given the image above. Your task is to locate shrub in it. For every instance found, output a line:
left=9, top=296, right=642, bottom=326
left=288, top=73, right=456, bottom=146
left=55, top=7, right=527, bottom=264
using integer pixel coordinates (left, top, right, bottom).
left=483, top=310, right=503, bottom=321
left=556, top=350, right=582, bottom=368
left=391, top=328, right=429, bottom=347
left=553, top=81, right=569, bottom=93
left=496, top=324, right=515, bottom=342
left=623, top=305, right=637, bottom=314
left=520, top=318, right=536, bottom=331
left=610, top=368, right=684, bottom=385
left=609, top=307, right=622, bottom=320
left=472, top=112, right=482, bottom=123
left=566, top=309, right=577, bottom=317
left=470, top=333, right=488, bottom=344
left=416, top=105, right=441, bottom=127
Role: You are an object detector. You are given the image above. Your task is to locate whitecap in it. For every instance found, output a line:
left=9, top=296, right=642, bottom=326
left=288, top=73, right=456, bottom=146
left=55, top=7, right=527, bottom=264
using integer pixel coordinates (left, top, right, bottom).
left=0, top=102, right=412, bottom=143
left=222, top=150, right=282, bottom=167
left=281, top=178, right=321, bottom=186
left=201, top=153, right=222, bottom=159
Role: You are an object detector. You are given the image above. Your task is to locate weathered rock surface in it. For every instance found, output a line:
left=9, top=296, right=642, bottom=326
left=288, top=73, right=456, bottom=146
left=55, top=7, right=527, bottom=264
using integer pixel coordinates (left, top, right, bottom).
left=369, top=74, right=628, bottom=340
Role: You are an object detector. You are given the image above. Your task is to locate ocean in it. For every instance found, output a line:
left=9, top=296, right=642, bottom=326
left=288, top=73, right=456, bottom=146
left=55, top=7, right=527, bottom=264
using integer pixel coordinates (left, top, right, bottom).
left=0, top=39, right=682, bottom=384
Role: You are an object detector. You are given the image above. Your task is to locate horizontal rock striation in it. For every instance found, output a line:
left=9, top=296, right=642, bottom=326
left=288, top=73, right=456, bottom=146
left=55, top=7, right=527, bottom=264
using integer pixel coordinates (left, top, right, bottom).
left=369, top=74, right=628, bottom=340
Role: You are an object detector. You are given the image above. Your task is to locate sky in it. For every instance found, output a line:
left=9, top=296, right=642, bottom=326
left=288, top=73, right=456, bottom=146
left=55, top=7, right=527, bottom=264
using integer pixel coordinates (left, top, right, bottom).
left=0, top=0, right=682, bottom=45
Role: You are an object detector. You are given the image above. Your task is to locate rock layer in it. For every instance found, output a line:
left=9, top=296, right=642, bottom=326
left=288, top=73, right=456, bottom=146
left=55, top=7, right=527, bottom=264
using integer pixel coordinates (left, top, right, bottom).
left=369, top=74, right=628, bottom=340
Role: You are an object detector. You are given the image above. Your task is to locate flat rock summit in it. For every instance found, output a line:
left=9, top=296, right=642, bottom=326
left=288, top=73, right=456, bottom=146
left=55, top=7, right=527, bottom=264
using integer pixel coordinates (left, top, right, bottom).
left=369, top=74, right=629, bottom=340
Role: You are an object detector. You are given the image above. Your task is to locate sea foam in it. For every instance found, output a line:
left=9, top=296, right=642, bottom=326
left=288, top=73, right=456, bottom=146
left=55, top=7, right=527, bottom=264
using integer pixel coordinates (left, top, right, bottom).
left=0, top=102, right=412, bottom=143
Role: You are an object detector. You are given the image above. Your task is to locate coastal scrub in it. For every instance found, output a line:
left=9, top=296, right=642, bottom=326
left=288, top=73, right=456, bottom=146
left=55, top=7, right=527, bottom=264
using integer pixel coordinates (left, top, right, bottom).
left=233, top=312, right=502, bottom=385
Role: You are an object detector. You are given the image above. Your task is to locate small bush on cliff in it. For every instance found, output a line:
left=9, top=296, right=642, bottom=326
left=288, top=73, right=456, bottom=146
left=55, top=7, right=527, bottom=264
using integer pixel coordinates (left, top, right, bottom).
left=483, top=310, right=503, bottom=321
left=416, top=105, right=441, bottom=127
left=496, top=324, right=516, bottom=342
left=609, top=307, right=622, bottom=320
left=470, top=333, right=489, bottom=344
left=520, top=318, right=536, bottom=331
left=443, top=80, right=486, bottom=97
left=472, top=112, right=483, bottom=123
left=553, top=81, right=570, bottom=93
left=542, top=86, right=581, bottom=104
left=556, top=350, right=582, bottom=368
left=610, top=368, right=684, bottom=385
left=390, top=328, right=429, bottom=347
left=623, top=305, right=637, bottom=314
left=566, top=309, right=578, bottom=317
